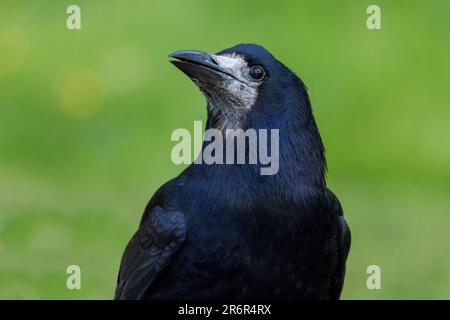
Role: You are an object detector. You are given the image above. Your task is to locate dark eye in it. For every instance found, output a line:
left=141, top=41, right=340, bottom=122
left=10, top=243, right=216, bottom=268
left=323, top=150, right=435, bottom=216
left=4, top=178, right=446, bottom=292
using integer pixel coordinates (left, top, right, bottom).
left=248, top=66, right=266, bottom=81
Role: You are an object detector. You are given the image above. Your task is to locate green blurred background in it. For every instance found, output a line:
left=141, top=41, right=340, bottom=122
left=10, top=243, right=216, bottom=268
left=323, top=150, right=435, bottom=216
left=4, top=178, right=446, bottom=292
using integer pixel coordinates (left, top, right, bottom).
left=1, top=0, right=449, bottom=299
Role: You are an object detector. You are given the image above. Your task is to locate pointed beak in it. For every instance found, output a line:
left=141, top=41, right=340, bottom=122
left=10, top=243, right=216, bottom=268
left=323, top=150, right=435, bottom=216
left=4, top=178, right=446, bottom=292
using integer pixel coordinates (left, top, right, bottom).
left=168, top=50, right=236, bottom=85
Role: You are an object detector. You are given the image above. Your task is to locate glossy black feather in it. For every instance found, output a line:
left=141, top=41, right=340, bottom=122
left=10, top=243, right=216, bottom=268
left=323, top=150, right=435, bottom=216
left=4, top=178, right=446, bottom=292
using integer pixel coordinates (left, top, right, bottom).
left=115, top=44, right=351, bottom=300
left=115, top=204, right=185, bottom=299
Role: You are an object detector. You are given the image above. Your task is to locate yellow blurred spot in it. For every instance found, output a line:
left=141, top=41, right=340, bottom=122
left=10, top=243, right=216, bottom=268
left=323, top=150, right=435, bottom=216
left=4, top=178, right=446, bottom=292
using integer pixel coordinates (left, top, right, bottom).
left=58, top=68, right=104, bottom=118
left=0, top=27, right=27, bottom=73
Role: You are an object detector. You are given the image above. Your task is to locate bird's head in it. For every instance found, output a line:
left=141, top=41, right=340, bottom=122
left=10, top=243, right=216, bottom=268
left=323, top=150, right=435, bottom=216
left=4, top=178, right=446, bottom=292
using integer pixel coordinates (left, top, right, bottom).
left=169, top=44, right=325, bottom=186
left=169, top=43, right=312, bottom=131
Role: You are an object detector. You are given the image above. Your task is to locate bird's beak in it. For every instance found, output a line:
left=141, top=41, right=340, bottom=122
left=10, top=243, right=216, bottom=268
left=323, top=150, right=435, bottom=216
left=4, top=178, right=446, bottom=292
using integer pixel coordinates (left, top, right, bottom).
left=169, top=50, right=235, bottom=85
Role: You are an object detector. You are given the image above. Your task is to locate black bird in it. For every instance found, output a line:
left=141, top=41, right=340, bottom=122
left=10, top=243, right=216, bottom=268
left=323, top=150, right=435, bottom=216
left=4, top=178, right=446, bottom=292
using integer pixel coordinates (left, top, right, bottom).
left=115, top=44, right=351, bottom=299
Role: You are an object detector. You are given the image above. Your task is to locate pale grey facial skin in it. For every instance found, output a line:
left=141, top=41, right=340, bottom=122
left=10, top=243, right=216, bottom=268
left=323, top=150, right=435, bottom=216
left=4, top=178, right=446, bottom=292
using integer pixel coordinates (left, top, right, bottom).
left=199, top=53, right=263, bottom=130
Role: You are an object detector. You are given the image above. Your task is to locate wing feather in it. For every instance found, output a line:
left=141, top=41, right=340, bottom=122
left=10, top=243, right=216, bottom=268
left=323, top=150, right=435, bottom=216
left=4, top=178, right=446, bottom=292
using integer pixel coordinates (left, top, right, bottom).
left=114, top=206, right=186, bottom=299
left=327, top=190, right=351, bottom=300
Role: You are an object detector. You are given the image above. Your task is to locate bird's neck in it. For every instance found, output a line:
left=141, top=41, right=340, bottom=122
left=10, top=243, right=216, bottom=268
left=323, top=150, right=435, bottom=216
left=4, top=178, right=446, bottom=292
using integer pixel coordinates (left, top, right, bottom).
left=189, top=118, right=325, bottom=193
left=283, top=116, right=326, bottom=190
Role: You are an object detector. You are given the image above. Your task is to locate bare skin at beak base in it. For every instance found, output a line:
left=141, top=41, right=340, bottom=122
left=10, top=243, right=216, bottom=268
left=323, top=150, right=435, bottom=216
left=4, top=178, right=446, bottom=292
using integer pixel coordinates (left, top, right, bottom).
left=169, top=50, right=236, bottom=84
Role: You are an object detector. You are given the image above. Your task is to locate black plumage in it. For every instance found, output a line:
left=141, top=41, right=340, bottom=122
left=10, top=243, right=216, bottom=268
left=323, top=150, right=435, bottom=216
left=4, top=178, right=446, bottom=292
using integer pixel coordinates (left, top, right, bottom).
left=115, top=44, right=351, bottom=299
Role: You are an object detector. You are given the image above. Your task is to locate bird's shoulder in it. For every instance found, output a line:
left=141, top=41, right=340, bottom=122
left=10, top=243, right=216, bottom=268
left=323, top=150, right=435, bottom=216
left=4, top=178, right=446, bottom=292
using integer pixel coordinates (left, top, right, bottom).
left=139, top=177, right=186, bottom=222
left=137, top=177, right=188, bottom=263
left=288, top=184, right=342, bottom=215
left=323, top=188, right=344, bottom=216
left=115, top=178, right=187, bottom=300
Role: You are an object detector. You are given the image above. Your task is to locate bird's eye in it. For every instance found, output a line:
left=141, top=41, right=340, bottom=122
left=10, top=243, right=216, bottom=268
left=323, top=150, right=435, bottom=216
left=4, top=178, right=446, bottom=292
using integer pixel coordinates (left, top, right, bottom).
left=248, top=66, right=266, bottom=81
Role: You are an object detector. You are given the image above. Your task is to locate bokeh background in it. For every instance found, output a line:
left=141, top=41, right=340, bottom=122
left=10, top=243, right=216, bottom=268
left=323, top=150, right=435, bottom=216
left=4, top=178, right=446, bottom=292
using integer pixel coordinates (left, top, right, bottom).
left=1, top=0, right=449, bottom=299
